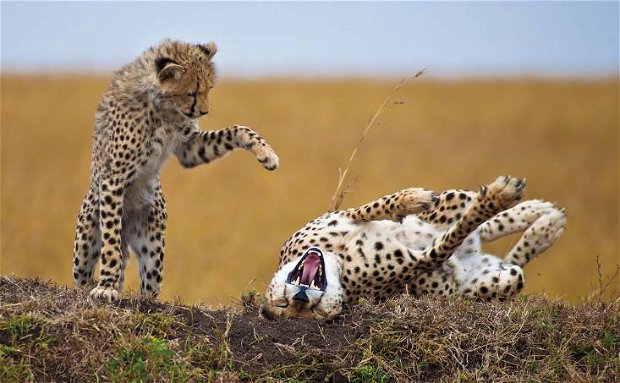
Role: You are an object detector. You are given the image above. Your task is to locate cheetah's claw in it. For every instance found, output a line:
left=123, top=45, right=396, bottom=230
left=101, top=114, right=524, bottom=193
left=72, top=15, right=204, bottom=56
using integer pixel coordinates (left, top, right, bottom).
left=89, top=286, right=120, bottom=302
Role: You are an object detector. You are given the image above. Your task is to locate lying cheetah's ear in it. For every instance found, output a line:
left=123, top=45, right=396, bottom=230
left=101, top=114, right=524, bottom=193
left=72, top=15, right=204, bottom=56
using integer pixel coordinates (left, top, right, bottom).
left=155, top=57, right=185, bottom=82
left=198, top=42, right=217, bottom=59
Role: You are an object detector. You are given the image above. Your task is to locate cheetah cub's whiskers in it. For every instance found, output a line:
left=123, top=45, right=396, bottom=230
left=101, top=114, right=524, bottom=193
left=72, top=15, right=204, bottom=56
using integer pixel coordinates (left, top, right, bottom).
left=73, top=39, right=279, bottom=302
left=262, top=176, right=566, bottom=320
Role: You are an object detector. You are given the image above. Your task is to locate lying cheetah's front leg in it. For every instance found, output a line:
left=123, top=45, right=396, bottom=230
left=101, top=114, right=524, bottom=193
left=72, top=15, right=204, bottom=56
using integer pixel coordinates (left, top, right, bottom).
left=175, top=124, right=279, bottom=170
left=341, top=188, right=436, bottom=222
left=418, top=189, right=477, bottom=228
left=414, top=176, right=526, bottom=273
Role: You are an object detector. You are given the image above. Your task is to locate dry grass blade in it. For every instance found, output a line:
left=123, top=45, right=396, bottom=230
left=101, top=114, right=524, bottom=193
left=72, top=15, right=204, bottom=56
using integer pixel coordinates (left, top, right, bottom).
left=329, top=69, right=426, bottom=211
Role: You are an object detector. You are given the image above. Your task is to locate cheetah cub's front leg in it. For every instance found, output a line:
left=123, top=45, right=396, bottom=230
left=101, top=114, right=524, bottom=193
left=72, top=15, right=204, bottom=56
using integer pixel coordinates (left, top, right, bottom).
left=175, top=125, right=279, bottom=171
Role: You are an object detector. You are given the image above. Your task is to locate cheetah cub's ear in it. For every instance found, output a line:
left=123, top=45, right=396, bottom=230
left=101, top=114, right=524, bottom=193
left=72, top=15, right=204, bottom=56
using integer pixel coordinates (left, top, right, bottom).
left=155, top=58, right=185, bottom=82
left=198, top=42, right=217, bottom=59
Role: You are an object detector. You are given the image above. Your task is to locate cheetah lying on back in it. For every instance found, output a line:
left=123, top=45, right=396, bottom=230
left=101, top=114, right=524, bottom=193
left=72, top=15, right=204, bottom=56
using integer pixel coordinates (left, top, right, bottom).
left=73, top=40, right=279, bottom=301
left=262, top=176, right=566, bottom=319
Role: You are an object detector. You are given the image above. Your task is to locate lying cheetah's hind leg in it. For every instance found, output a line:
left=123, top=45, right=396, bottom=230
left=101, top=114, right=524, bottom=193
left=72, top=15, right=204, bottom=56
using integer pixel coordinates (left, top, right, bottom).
left=478, top=199, right=566, bottom=267
left=458, top=258, right=525, bottom=301
left=504, top=208, right=566, bottom=268
left=340, top=188, right=437, bottom=223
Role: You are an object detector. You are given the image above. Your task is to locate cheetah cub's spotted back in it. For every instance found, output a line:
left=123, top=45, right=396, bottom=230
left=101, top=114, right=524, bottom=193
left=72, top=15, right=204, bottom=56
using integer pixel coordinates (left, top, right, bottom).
left=73, top=40, right=279, bottom=301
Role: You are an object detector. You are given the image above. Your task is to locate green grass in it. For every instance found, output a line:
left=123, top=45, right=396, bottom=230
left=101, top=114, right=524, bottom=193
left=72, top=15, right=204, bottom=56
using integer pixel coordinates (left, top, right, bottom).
left=106, top=336, right=197, bottom=382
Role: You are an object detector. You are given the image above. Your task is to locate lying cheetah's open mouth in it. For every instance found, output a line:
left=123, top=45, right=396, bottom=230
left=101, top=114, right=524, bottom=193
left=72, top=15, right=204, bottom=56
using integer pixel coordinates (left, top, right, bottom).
left=286, top=248, right=327, bottom=291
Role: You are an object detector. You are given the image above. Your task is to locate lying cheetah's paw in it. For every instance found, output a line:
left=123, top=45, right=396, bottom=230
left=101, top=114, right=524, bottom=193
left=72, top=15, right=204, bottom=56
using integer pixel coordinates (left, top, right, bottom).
left=530, top=208, right=567, bottom=253
left=398, top=188, right=437, bottom=217
left=483, top=176, right=526, bottom=209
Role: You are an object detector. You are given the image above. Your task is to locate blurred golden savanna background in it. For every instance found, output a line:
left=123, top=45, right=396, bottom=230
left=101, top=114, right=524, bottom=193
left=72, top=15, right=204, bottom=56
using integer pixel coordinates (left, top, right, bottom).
left=2, top=75, right=618, bottom=303
left=1, top=2, right=618, bottom=304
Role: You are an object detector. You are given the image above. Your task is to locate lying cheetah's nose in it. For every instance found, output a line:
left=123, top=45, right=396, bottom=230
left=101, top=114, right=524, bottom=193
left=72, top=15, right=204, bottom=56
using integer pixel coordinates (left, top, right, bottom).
left=293, top=290, right=309, bottom=303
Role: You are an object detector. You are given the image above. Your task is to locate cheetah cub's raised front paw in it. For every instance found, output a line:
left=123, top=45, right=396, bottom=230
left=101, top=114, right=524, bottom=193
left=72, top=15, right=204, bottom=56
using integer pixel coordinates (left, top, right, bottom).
left=89, top=285, right=120, bottom=302
left=255, top=143, right=279, bottom=171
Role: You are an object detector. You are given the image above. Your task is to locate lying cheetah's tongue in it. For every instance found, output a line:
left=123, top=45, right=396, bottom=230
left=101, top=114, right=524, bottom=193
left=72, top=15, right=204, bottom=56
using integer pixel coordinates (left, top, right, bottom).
left=301, top=253, right=320, bottom=286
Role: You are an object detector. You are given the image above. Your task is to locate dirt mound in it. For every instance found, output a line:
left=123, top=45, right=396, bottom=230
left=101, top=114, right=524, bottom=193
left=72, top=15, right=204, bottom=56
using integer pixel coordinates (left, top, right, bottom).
left=1, top=276, right=618, bottom=382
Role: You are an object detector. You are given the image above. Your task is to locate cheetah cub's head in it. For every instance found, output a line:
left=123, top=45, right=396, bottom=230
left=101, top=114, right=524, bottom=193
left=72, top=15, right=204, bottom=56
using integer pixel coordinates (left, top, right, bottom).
left=151, top=40, right=218, bottom=119
left=261, top=248, right=344, bottom=320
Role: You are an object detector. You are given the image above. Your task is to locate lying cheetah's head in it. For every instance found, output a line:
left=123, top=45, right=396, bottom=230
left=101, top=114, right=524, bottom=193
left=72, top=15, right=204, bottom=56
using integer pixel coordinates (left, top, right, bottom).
left=261, top=248, right=344, bottom=320
left=150, top=39, right=218, bottom=119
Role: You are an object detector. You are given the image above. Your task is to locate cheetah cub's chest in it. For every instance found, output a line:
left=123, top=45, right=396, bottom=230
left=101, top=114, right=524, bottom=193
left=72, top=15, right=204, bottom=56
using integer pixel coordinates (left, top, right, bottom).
left=124, top=125, right=180, bottom=211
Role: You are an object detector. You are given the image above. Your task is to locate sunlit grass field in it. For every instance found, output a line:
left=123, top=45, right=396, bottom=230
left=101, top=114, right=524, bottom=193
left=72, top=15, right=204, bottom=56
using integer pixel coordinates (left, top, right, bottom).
left=1, top=75, right=618, bottom=304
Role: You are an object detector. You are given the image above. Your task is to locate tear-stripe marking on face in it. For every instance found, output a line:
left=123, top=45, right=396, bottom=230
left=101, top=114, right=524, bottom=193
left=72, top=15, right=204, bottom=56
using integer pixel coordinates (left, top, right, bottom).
left=188, top=78, right=199, bottom=116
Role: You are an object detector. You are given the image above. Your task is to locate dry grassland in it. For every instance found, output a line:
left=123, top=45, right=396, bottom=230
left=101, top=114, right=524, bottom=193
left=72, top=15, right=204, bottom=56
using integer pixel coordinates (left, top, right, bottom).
left=1, top=276, right=618, bottom=382
left=1, top=75, right=618, bottom=304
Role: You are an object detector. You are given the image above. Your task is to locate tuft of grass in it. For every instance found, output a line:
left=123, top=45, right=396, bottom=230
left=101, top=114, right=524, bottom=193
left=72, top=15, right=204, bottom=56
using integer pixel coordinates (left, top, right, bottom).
left=135, top=312, right=176, bottom=338
left=350, top=364, right=392, bottom=383
left=0, top=314, right=50, bottom=383
left=106, top=335, right=199, bottom=382
left=0, top=353, right=34, bottom=383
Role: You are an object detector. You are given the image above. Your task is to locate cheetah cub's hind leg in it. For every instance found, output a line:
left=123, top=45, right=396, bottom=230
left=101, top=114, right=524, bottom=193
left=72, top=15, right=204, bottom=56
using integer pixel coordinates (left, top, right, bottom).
left=127, top=189, right=167, bottom=298
left=73, top=189, right=101, bottom=288
left=478, top=199, right=567, bottom=267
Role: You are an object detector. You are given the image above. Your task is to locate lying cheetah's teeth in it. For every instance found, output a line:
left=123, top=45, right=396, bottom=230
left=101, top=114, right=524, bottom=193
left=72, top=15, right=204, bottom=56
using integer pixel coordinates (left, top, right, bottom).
left=310, top=280, right=318, bottom=290
left=292, top=277, right=301, bottom=285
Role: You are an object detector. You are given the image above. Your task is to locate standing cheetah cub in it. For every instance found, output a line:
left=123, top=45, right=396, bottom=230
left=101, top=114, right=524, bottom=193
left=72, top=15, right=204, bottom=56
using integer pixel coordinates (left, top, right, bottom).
left=73, top=39, right=279, bottom=301
left=262, top=176, right=566, bottom=320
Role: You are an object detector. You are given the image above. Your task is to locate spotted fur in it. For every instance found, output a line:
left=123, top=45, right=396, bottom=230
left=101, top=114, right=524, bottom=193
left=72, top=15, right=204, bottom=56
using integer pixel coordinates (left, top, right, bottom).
left=263, top=176, right=566, bottom=319
left=73, top=40, right=279, bottom=301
